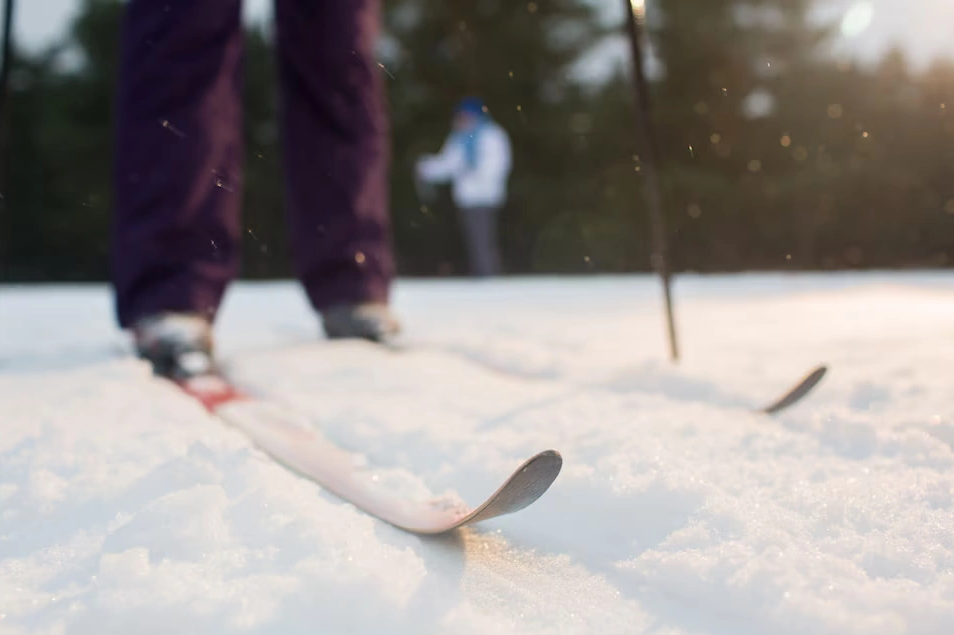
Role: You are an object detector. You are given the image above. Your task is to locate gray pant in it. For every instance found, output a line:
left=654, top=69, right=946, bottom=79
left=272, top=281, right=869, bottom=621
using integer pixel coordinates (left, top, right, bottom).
left=457, top=206, right=502, bottom=277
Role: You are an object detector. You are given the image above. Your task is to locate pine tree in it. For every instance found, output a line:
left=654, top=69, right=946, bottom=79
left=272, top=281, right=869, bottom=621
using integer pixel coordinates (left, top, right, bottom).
left=645, top=0, right=837, bottom=269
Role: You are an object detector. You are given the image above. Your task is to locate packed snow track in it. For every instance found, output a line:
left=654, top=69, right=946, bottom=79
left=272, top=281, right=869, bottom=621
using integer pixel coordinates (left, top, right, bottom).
left=2, top=272, right=953, bottom=634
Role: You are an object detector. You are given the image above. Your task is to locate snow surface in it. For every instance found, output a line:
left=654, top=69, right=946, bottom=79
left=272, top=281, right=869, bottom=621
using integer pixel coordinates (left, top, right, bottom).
left=2, top=272, right=954, bottom=634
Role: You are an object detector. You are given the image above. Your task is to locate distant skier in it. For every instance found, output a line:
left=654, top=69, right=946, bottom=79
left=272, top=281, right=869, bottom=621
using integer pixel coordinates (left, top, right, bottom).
left=111, top=0, right=399, bottom=381
left=416, top=97, right=513, bottom=277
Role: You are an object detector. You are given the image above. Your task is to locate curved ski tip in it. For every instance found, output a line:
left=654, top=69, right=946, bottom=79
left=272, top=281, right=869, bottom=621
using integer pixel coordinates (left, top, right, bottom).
left=759, top=363, right=829, bottom=415
left=527, top=449, right=562, bottom=473
left=521, top=450, right=563, bottom=489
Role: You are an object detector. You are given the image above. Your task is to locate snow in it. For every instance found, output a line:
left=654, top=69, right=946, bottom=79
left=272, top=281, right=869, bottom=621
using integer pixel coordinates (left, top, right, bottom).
left=2, top=271, right=954, bottom=634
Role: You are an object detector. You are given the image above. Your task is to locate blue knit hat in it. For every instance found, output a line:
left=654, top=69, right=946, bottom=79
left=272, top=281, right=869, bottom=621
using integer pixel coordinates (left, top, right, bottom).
left=455, top=96, right=485, bottom=117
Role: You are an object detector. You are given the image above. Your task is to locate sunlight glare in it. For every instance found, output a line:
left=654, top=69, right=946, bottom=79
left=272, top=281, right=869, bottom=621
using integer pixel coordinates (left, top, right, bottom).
left=841, top=2, right=874, bottom=37
left=631, top=0, right=646, bottom=20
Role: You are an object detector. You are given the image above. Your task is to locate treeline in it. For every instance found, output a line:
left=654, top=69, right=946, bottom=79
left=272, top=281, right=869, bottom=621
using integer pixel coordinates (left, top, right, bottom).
left=2, top=0, right=953, bottom=281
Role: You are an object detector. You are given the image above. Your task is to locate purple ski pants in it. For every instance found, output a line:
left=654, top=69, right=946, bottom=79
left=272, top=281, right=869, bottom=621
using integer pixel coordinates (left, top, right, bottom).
left=111, top=0, right=393, bottom=328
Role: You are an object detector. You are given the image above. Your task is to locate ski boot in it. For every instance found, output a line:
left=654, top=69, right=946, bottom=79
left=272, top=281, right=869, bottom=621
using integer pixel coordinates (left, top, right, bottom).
left=320, top=302, right=401, bottom=342
left=132, top=312, right=240, bottom=410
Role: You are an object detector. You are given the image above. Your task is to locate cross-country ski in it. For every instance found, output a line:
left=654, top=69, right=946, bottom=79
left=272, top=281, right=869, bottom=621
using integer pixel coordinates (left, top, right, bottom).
left=221, top=398, right=562, bottom=534
left=171, top=372, right=562, bottom=534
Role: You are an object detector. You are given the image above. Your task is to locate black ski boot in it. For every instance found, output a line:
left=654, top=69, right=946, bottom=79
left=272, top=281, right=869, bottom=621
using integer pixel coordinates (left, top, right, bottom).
left=132, top=312, right=217, bottom=381
left=320, top=302, right=401, bottom=342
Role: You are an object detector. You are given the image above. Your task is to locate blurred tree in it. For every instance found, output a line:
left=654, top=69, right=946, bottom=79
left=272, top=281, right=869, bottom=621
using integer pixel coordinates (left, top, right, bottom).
left=2, top=0, right=119, bottom=280
left=239, top=23, right=289, bottom=280
left=2, top=47, right=62, bottom=280
left=643, top=0, right=838, bottom=269
left=1, top=0, right=952, bottom=281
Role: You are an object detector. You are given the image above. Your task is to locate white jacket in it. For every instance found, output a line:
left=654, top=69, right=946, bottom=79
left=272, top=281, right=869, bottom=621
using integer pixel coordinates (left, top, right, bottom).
left=416, top=121, right=512, bottom=209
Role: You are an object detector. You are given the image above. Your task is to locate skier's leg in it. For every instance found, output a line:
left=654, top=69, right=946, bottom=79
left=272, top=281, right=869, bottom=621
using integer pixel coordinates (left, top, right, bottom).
left=458, top=206, right=502, bottom=277
left=274, top=0, right=397, bottom=339
left=112, top=0, right=245, bottom=330
left=481, top=206, right=503, bottom=276
left=456, top=206, right=480, bottom=276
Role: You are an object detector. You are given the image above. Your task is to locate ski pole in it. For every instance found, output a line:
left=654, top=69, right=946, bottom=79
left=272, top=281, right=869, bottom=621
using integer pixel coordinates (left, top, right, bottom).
left=622, top=0, right=679, bottom=362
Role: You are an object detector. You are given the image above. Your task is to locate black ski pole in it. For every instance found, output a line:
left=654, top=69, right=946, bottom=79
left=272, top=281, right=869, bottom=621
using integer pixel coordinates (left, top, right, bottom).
left=622, top=0, right=679, bottom=362
left=0, top=0, right=15, bottom=195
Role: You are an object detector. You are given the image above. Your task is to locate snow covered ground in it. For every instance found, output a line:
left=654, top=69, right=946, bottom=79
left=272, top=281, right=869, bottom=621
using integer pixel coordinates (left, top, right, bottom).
left=2, top=271, right=954, bottom=634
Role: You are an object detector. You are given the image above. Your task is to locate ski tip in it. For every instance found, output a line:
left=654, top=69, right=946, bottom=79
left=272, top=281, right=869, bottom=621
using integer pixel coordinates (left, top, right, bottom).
left=759, top=363, right=829, bottom=415
left=804, top=364, right=828, bottom=384
left=414, top=450, right=564, bottom=535
left=525, top=449, right=562, bottom=473
left=515, top=449, right=563, bottom=497
left=470, top=449, right=563, bottom=522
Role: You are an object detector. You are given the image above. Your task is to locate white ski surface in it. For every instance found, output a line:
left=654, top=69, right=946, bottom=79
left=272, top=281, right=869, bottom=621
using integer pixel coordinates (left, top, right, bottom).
left=216, top=399, right=562, bottom=534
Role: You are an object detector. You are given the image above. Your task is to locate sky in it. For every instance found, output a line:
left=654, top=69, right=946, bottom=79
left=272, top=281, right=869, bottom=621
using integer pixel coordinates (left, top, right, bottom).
left=12, top=0, right=954, bottom=73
